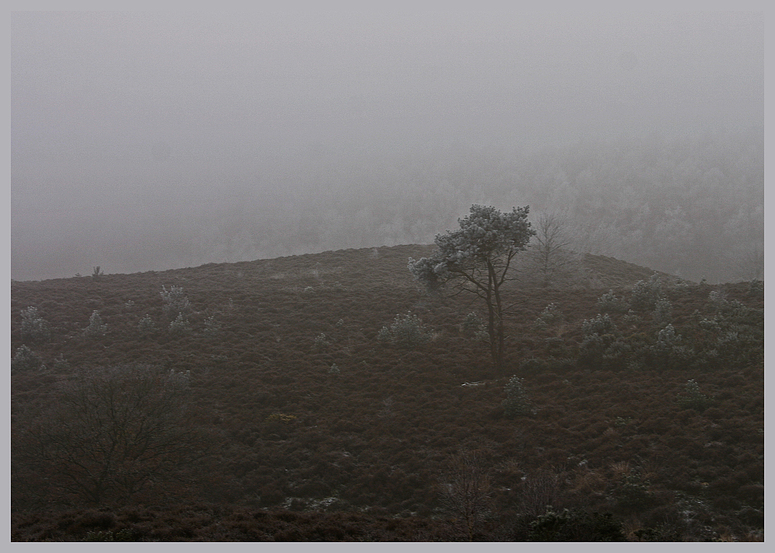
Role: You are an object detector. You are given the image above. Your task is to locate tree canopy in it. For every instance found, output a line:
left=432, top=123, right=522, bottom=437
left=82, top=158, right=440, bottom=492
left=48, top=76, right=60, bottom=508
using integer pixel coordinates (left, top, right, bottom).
left=409, top=204, right=535, bottom=369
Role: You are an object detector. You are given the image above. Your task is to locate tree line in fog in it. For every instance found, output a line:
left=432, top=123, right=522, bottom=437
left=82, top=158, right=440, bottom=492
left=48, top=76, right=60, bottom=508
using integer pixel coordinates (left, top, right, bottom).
left=182, top=127, right=761, bottom=284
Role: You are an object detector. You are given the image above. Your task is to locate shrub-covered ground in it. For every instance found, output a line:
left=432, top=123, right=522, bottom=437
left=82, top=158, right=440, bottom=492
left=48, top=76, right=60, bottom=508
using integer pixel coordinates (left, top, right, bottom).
left=10, top=245, right=764, bottom=541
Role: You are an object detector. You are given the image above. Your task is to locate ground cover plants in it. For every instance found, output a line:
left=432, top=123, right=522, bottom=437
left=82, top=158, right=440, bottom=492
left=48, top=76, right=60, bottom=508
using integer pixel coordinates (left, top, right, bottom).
left=10, top=244, right=764, bottom=541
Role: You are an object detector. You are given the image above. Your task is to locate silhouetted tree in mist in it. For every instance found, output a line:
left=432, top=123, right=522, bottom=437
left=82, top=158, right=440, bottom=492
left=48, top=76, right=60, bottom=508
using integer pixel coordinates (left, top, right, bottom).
left=409, top=205, right=534, bottom=370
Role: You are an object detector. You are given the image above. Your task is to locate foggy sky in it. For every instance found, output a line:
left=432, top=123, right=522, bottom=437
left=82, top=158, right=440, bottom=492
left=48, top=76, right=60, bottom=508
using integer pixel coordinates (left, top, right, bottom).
left=11, top=11, right=764, bottom=281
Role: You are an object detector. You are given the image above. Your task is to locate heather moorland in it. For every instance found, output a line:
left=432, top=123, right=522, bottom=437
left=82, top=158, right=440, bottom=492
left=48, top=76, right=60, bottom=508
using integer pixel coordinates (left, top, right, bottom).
left=10, top=244, right=764, bottom=541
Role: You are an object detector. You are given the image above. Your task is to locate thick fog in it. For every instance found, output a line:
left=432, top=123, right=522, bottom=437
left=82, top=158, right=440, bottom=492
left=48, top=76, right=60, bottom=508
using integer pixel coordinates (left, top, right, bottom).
left=11, top=12, right=763, bottom=282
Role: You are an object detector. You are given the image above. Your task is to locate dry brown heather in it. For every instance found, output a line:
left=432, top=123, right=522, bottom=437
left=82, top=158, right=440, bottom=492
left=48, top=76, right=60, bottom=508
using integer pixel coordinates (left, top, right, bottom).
left=11, top=245, right=764, bottom=541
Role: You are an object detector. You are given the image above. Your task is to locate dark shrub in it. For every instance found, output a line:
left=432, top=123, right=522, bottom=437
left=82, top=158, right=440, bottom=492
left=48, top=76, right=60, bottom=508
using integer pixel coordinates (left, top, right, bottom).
left=528, top=507, right=625, bottom=541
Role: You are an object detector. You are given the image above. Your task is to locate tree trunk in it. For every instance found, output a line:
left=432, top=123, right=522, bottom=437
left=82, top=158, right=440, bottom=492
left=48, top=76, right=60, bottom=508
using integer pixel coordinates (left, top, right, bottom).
left=487, top=260, right=505, bottom=371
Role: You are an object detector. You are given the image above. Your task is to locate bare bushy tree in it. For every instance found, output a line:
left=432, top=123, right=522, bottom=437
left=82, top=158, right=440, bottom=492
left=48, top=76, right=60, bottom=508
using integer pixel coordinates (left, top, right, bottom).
left=15, top=364, right=209, bottom=506
left=439, top=449, right=493, bottom=541
left=521, top=468, right=561, bottom=518
left=525, top=210, right=583, bottom=288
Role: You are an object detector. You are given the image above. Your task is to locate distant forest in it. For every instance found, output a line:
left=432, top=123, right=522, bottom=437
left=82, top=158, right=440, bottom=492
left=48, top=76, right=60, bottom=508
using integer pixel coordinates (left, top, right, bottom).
left=26, top=127, right=759, bottom=284
left=172, top=127, right=759, bottom=284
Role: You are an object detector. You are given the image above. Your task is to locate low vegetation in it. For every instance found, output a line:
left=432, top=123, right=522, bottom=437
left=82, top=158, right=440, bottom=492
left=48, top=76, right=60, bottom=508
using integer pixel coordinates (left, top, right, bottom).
left=11, top=244, right=763, bottom=541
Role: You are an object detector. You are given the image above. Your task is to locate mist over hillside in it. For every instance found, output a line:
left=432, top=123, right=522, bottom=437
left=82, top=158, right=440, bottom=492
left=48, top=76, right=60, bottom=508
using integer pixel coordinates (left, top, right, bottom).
left=11, top=12, right=763, bottom=283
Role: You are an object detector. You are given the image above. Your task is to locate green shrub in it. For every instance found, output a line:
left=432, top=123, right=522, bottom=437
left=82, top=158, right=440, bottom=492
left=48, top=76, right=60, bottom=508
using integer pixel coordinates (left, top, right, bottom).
left=502, top=376, right=534, bottom=418
left=377, top=311, right=431, bottom=349
left=20, top=306, right=51, bottom=344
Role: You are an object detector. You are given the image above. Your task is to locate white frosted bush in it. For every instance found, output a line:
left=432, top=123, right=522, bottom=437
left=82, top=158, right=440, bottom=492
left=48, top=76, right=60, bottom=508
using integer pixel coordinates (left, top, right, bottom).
left=377, top=311, right=431, bottom=348
left=20, top=306, right=50, bottom=343
left=160, top=285, right=190, bottom=319
left=502, top=376, right=534, bottom=418
left=84, top=310, right=107, bottom=337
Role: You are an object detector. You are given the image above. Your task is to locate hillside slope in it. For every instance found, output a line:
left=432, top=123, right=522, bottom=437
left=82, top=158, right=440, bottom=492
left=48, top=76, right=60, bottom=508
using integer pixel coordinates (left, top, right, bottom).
left=11, top=245, right=763, bottom=541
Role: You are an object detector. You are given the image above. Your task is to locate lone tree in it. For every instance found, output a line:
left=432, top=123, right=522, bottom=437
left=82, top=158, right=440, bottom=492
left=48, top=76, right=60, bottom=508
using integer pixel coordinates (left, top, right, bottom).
left=528, top=210, right=581, bottom=288
left=439, top=449, right=492, bottom=541
left=409, top=204, right=535, bottom=370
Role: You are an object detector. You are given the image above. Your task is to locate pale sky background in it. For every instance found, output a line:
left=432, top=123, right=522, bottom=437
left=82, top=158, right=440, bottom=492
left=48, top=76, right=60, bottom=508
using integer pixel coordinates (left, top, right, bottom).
left=9, top=9, right=765, bottom=280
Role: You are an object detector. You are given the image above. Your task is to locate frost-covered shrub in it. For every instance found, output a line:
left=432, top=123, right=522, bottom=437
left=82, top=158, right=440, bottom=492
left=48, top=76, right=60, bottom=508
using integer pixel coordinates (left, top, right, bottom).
left=138, top=314, right=156, bottom=335
left=168, top=313, right=191, bottom=335
left=653, top=297, right=673, bottom=326
left=646, top=323, right=698, bottom=370
left=615, top=470, right=655, bottom=512
left=313, top=332, right=331, bottom=350
left=629, top=274, right=663, bottom=311
left=581, top=313, right=617, bottom=338
left=52, top=353, right=70, bottom=371
left=534, top=303, right=564, bottom=330
left=578, top=333, right=622, bottom=369
left=518, top=357, right=546, bottom=374
left=600, top=339, right=633, bottom=371
left=377, top=311, right=431, bottom=348
left=676, top=379, right=714, bottom=412
left=462, top=312, right=485, bottom=336
left=502, top=376, right=534, bottom=418
left=11, top=345, right=45, bottom=372
left=597, top=290, right=628, bottom=314
left=578, top=314, right=634, bottom=370
left=671, top=278, right=690, bottom=295
left=160, top=285, right=190, bottom=319
left=528, top=506, right=625, bottom=541
left=707, top=289, right=727, bottom=308
left=519, top=356, right=574, bottom=374
left=622, top=310, right=640, bottom=326
left=748, top=279, right=763, bottom=296
left=653, top=324, right=680, bottom=352
left=203, top=315, right=221, bottom=337
left=85, top=529, right=135, bottom=542
left=84, top=310, right=107, bottom=337
left=20, top=306, right=50, bottom=344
